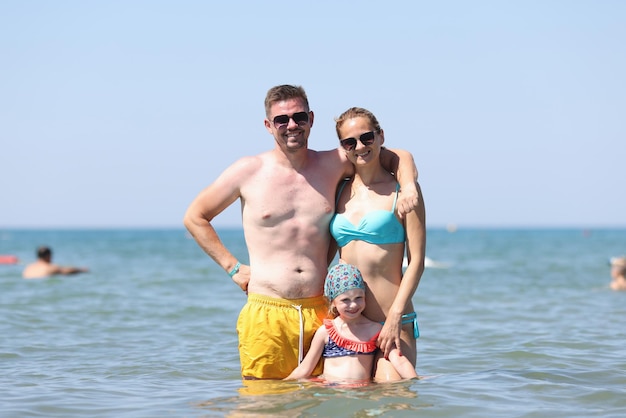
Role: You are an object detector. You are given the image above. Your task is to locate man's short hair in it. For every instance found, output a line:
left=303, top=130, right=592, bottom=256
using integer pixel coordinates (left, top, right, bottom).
left=264, top=85, right=309, bottom=117
left=37, top=246, right=52, bottom=259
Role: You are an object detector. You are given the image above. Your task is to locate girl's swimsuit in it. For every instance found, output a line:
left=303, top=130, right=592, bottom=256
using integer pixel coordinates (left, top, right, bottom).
left=330, top=182, right=405, bottom=247
left=322, top=319, right=379, bottom=358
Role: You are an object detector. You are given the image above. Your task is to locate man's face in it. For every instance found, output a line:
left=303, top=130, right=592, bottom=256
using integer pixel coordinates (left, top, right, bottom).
left=264, top=98, right=313, bottom=153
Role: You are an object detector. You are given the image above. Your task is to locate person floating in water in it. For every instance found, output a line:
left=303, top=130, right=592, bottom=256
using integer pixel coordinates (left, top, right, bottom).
left=22, top=246, right=89, bottom=279
left=609, top=256, right=626, bottom=291
left=284, top=263, right=418, bottom=384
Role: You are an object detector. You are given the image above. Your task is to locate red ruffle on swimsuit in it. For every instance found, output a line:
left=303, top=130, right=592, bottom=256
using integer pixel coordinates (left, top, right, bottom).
left=322, top=319, right=380, bottom=358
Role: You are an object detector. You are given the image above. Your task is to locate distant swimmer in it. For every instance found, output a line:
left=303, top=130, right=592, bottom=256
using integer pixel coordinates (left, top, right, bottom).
left=609, top=256, right=626, bottom=291
left=22, top=246, right=89, bottom=279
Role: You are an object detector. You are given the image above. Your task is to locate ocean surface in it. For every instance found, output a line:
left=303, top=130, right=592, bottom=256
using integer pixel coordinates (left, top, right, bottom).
left=1, top=228, right=625, bottom=417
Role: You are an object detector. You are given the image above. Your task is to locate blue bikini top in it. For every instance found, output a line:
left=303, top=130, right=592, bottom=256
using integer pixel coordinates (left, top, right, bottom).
left=330, top=181, right=405, bottom=248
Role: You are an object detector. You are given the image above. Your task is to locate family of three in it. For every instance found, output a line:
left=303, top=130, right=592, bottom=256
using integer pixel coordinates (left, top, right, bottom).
left=184, top=84, right=426, bottom=384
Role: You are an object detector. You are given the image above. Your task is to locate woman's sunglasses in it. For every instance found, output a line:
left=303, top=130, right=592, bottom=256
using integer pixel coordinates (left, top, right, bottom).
left=339, top=131, right=378, bottom=151
left=272, top=112, right=310, bottom=130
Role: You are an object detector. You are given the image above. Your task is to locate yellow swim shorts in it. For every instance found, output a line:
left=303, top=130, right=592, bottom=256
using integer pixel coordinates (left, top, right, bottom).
left=237, top=293, right=327, bottom=379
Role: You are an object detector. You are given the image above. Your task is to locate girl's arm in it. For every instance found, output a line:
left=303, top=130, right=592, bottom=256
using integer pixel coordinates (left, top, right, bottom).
left=284, top=325, right=328, bottom=380
left=388, top=349, right=419, bottom=379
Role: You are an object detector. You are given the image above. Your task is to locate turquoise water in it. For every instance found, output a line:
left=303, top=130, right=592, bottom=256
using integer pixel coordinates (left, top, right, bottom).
left=1, top=228, right=625, bottom=417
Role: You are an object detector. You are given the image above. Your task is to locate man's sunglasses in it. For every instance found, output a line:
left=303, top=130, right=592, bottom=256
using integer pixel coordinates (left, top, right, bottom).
left=339, top=131, right=378, bottom=151
left=272, top=112, right=310, bottom=130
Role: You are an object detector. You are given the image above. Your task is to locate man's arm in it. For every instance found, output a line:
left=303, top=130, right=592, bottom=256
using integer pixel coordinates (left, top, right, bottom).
left=379, top=148, right=419, bottom=218
left=332, top=146, right=419, bottom=217
left=54, top=265, right=89, bottom=276
left=183, top=158, right=254, bottom=292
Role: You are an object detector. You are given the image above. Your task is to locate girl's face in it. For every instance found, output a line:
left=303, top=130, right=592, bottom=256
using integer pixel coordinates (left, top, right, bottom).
left=332, top=288, right=366, bottom=319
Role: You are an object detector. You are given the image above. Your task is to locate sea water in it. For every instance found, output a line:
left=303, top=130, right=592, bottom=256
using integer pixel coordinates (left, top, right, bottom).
left=1, top=228, right=625, bottom=417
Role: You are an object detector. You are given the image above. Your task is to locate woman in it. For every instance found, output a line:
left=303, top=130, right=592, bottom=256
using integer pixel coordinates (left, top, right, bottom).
left=330, top=107, right=426, bottom=381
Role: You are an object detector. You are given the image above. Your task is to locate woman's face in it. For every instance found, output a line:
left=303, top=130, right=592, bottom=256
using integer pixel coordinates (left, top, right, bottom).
left=338, top=117, right=384, bottom=166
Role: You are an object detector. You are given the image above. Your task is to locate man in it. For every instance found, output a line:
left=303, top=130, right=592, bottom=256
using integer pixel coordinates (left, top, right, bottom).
left=184, top=84, right=419, bottom=379
left=22, top=246, right=89, bottom=279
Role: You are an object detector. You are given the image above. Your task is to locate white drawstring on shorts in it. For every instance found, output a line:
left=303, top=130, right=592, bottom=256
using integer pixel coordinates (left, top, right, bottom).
left=291, top=304, right=304, bottom=363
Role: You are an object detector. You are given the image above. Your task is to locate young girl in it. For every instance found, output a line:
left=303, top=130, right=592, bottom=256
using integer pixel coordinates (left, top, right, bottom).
left=284, top=263, right=418, bottom=384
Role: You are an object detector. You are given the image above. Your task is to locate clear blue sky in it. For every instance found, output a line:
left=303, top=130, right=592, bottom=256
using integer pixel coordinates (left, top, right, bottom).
left=2, top=1, right=624, bottom=229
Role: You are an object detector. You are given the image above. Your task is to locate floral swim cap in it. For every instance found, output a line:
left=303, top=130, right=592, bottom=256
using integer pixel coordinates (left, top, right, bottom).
left=324, top=263, right=365, bottom=301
